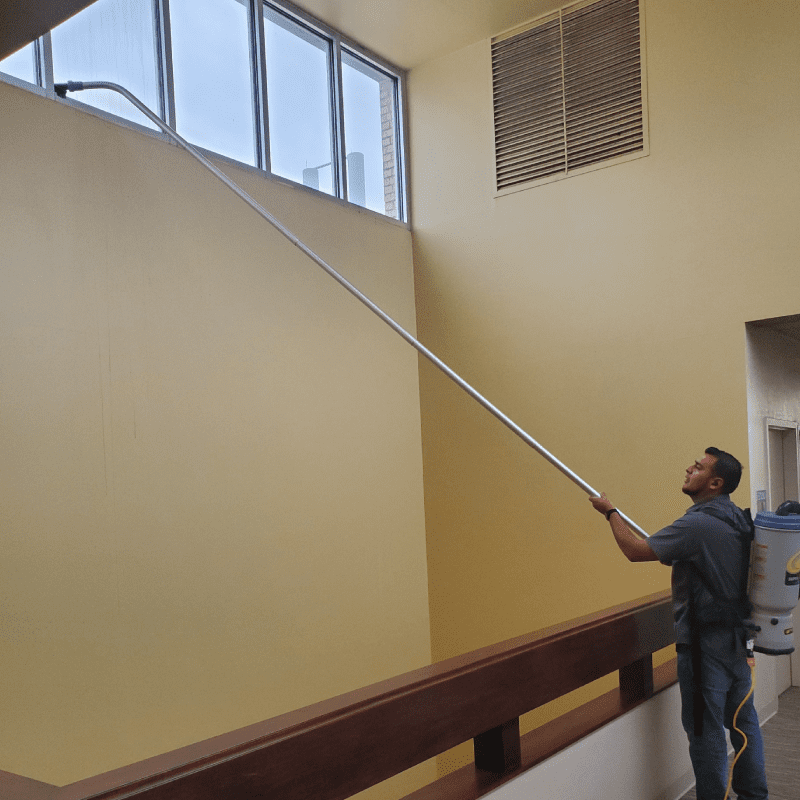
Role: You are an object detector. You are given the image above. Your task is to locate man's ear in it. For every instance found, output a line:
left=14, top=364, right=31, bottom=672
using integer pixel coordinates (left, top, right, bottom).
left=709, top=475, right=724, bottom=492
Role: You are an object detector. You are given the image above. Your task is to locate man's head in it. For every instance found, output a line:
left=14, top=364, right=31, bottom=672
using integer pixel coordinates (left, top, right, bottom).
left=682, top=447, right=742, bottom=500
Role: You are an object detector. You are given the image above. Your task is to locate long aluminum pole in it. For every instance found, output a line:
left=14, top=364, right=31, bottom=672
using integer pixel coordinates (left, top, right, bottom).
left=54, top=80, right=649, bottom=539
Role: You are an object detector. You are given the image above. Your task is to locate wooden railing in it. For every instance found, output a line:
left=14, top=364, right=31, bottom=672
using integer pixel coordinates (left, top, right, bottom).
left=1, top=589, right=676, bottom=800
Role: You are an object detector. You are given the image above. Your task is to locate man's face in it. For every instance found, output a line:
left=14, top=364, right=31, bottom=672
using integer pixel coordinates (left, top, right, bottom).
left=682, top=453, right=719, bottom=499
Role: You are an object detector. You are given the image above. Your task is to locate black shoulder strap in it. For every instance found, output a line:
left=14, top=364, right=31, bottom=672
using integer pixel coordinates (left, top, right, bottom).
left=690, top=505, right=754, bottom=625
left=688, top=562, right=752, bottom=625
left=742, top=507, right=756, bottom=539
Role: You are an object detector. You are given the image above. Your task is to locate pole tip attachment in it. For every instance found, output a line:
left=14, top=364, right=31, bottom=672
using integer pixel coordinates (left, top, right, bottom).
left=54, top=81, right=85, bottom=98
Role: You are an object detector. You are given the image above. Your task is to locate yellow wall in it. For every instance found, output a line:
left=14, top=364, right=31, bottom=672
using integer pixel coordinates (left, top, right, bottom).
left=4, top=0, right=800, bottom=792
left=409, top=0, right=800, bottom=748
left=0, top=81, right=432, bottom=790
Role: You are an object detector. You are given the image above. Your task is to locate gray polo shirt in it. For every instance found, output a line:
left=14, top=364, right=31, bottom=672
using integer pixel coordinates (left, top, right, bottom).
left=647, top=495, right=751, bottom=656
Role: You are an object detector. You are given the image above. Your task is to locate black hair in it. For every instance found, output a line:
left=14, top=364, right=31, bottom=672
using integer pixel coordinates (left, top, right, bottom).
left=705, top=447, right=742, bottom=495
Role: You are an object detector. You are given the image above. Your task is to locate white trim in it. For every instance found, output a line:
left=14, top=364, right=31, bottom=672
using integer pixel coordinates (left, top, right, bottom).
left=765, top=417, right=800, bottom=509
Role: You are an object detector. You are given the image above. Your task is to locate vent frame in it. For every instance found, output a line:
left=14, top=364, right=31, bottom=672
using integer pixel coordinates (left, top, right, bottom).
left=492, top=0, right=649, bottom=195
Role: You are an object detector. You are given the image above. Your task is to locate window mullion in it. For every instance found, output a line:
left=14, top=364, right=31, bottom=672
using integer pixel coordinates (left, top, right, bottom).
left=40, top=32, right=54, bottom=92
left=30, top=37, right=43, bottom=86
left=252, top=0, right=271, bottom=172
left=153, top=0, right=175, bottom=127
left=331, top=37, right=347, bottom=201
left=157, top=0, right=176, bottom=128
left=395, top=72, right=409, bottom=222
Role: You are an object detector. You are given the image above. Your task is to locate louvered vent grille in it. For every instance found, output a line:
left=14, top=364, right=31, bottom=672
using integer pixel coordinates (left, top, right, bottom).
left=492, top=0, right=643, bottom=191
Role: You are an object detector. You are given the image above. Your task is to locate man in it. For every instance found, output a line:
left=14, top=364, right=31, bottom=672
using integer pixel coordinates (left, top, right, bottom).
left=590, top=447, right=768, bottom=800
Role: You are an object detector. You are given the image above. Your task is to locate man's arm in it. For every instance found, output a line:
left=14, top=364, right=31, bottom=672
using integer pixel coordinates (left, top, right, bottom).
left=589, top=494, right=660, bottom=562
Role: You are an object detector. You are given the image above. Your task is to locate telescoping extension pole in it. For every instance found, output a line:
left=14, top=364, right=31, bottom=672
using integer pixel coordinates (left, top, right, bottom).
left=54, top=80, right=649, bottom=539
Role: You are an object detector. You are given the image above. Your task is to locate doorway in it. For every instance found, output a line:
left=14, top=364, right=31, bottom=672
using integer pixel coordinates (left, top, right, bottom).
left=747, top=315, right=800, bottom=692
left=765, top=419, right=800, bottom=689
left=766, top=420, right=799, bottom=514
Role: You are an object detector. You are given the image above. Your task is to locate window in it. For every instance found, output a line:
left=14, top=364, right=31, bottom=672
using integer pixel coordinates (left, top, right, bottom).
left=170, top=0, right=258, bottom=165
left=264, top=5, right=335, bottom=194
left=0, top=41, right=39, bottom=84
left=342, top=51, right=401, bottom=218
left=1, top=0, right=406, bottom=221
left=51, top=0, right=162, bottom=129
left=492, top=0, right=645, bottom=192
left=263, top=3, right=405, bottom=218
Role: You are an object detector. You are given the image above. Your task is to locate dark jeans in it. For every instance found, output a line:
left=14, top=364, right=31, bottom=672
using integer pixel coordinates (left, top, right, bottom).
left=676, top=645, right=768, bottom=800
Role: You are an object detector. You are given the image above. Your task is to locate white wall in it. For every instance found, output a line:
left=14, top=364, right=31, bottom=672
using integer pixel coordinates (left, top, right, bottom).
left=483, top=681, right=778, bottom=800
left=487, top=688, right=693, bottom=800
left=746, top=322, right=800, bottom=691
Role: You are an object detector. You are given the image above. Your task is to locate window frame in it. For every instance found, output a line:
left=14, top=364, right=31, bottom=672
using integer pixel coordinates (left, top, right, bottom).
left=340, top=47, right=405, bottom=220
left=0, top=0, right=408, bottom=223
left=261, top=2, right=339, bottom=195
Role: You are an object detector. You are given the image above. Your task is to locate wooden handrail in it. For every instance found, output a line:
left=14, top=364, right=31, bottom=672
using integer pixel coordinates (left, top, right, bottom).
left=3, top=589, right=675, bottom=800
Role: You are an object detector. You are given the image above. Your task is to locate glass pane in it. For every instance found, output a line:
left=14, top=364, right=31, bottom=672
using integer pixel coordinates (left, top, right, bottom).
left=342, top=51, right=400, bottom=219
left=0, top=41, right=38, bottom=84
left=170, top=0, right=257, bottom=166
left=264, top=6, right=333, bottom=195
left=51, top=0, right=161, bottom=130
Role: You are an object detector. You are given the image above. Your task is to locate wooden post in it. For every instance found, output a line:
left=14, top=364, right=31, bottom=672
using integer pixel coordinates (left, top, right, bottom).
left=619, top=654, right=654, bottom=705
left=474, top=717, right=521, bottom=774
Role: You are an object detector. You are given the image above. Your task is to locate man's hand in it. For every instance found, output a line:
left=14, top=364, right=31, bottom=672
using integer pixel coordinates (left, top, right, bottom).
left=590, top=492, right=659, bottom=562
left=589, top=492, right=615, bottom=516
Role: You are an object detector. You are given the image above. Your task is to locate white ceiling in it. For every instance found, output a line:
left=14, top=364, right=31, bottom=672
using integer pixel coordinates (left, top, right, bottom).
left=293, top=0, right=563, bottom=69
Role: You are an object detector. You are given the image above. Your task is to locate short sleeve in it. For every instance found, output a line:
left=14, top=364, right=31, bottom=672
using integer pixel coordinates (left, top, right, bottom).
left=647, top=514, right=699, bottom=565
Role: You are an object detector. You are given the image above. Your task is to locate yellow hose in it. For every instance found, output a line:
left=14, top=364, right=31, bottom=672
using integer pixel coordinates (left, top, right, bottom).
left=723, top=656, right=756, bottom=800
